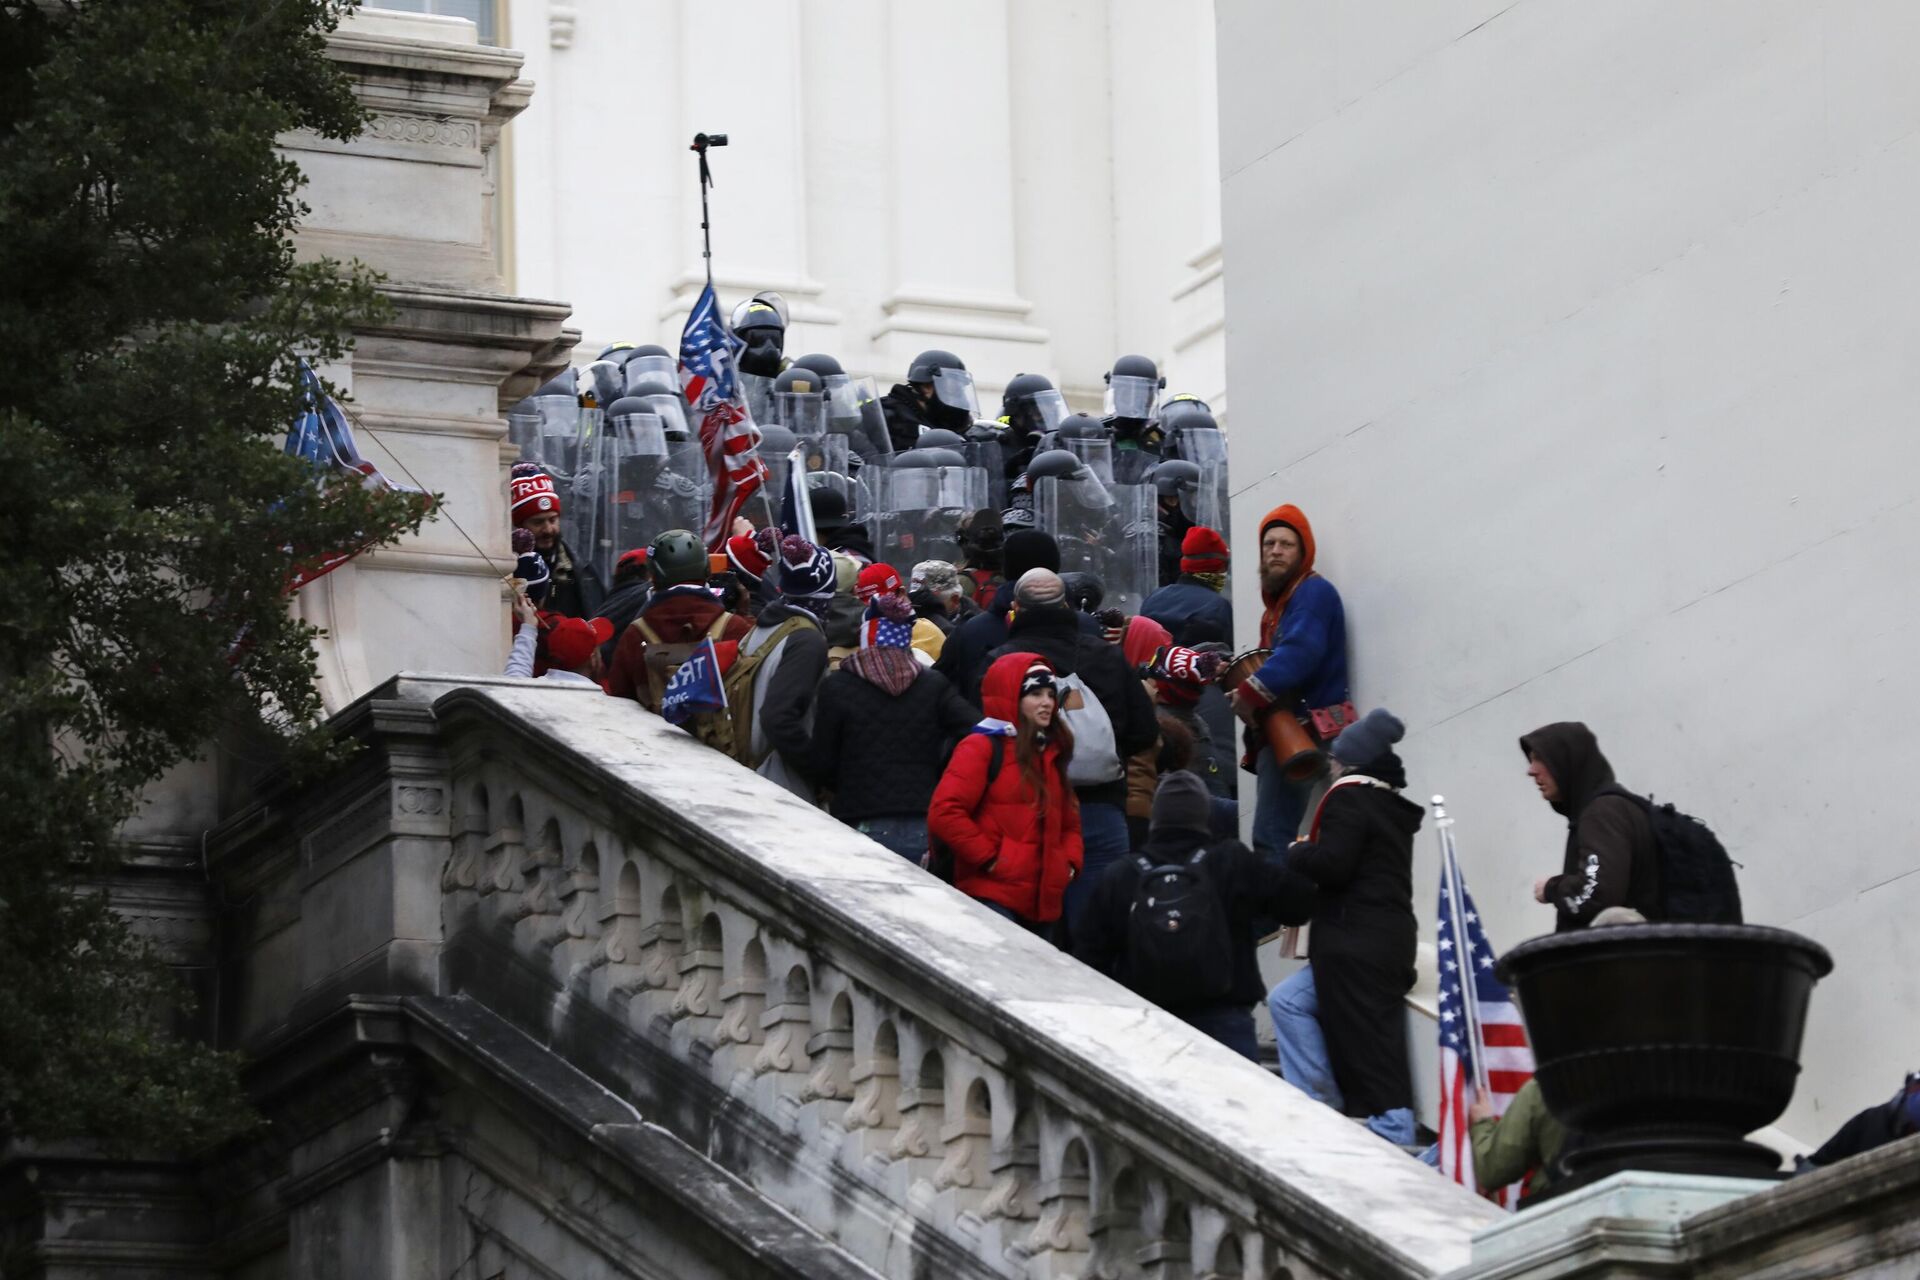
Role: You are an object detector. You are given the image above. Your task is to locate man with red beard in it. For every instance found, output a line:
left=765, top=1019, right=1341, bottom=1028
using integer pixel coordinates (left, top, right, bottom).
left=1227, top=504, right=1354, bottom=854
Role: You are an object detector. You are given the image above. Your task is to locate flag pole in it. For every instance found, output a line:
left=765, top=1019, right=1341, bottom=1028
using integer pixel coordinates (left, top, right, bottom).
left=689, top=132, right=728, bottom=293
left=1433, top=795, right=1491, bottom=1098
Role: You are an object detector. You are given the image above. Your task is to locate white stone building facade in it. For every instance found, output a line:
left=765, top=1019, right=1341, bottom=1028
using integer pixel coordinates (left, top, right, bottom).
left=1217, top=0, right=1920, bottom=1144
left=492, top=0, right=1227, bottom=410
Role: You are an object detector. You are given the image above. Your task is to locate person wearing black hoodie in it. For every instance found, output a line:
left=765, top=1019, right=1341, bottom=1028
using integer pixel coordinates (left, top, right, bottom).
left=1267, top=708, right=1422, bottom=1144
left=986, top=568, right=1159, bottom=943
left=1519, top=721, right=1660, bottom=931
left=808, top=592, right=978, bottom=860
left=934, top=529, right=1085, bottom=701
left=1074, top=771, right=1316, bottom=1059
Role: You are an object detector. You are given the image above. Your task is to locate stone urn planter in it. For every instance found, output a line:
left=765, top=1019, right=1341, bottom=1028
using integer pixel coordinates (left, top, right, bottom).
left=1496, top=922, right=1832, bottom=1194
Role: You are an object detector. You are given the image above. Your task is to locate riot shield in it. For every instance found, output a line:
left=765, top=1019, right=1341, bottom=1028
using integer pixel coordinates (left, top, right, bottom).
left=1034, top=473, right=1158, bottom=615
left=1063, top=434, right=1116, bottom=485
left=1169, top=426, right=1230, bottom=542
left=561, top=407, right=605, bottom=571
left=873, top=462, right=989, bottom=568
left=740, top=371, right=778, bottom=427
left=826, top=374, right=892, bottom=465
left=965, top=426, right=1009, bottom=512
left=594, top=408, right=710, bottom=583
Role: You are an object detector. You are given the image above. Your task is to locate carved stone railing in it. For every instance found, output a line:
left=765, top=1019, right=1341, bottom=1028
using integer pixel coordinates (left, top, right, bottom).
left=211, top=675, right=1499, bottom=1279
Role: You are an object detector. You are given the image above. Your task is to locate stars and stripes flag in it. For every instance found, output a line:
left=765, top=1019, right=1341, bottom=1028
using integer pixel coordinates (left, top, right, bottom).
left=678, top=284, right=770, bottom=550
left=282, top=361, right=424, bottom=591
left=1433, top=800, right=1536, bottom=1208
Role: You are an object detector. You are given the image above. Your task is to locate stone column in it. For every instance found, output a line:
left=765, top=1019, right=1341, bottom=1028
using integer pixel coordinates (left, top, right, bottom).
left=662, top=0, right=840, bottom=350
left=874, top=0, right=1049, bottom=389
left=284, top=9, right=575, bottom=712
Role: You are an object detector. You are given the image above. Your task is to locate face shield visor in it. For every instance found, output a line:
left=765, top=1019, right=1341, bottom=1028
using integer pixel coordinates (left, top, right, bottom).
left=1026, top=389, right=1069, bottom=435
left=1104, top=374, right=1161, bottom=422
left=622, top=355, right=678, bottom=398
left=610, top=411, right=668, bottom=460
left=1172, top=426, right=1228, bottom=468
left=776, top=391, right=829, bottom=437
left=1064, top=435, right=1115, bottom=485
left=931, top=367, right=980, bottom=417
left=640, top=393, right=691, bottom=441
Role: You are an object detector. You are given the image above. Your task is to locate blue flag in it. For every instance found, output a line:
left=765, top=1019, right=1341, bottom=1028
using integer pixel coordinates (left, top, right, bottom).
left=660, top=637, right=729, bottom=726
left=777, top=444, right=818, bottom=544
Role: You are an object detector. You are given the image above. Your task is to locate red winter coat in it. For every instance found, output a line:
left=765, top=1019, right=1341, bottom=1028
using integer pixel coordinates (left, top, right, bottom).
left=928, top=651, right=1083, bottom=922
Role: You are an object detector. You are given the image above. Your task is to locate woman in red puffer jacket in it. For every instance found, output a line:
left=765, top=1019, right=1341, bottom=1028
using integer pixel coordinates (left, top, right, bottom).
left=929, top=651, right=1084, bottom=926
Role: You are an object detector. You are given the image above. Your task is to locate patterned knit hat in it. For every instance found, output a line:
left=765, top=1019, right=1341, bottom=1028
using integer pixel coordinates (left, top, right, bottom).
left=910, top=559, right=964, bottom=595
left=511, top=526, right=551, bottom=604
left=1181, top=526, right=1229, bottom=575
left=858, top=592, right=916, bottom=649
left=726, top=527, right=777, bottom=582
left=509, top=461, right=561, bottom=526
left=777, top=534, right=836, bottom=598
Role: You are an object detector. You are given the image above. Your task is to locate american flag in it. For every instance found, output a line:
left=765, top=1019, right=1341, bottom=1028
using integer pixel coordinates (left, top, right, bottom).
left=282, top=361, right=423, bottom=591
left=678, top=284, right=770, bottom=549
left=1434, top=803, right=1536, bottom=1208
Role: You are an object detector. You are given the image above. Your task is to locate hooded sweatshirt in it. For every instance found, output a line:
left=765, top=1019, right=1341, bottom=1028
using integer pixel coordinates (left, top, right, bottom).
left=1519, top=721, right=1660, bottom=931
left=1243, top=504, right=1350, bottom=717
left=927, top=652, right=1084, bottom=922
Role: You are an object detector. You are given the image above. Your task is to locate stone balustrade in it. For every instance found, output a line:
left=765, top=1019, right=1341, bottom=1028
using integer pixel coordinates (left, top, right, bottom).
left=211, top=674, right=1498, bottom=1279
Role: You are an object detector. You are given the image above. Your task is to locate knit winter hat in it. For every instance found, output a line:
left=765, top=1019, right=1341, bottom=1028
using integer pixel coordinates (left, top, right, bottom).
left=1002, top=530, right=1061, bottom=581
left=511, top=526, right=551, bottom=604
left=910, top=559, right=963, bottom=595
left=856, top=562, right=904, bottom=602
left=726, top=528, right=775, bottom=582
left=1150, top=770, right=1213, bottom=836
left=1013, top=567, right=1067, bottom=609
left=1020, top=661, right=1057, bottom=698
left=858, top=592, right=916, bottom=649
left=1330, top=708, right=1407, bottom=768
left=776, top=534, right=837, bottom=598
left=544, top=615, right=614, bottom=671
left=509, top=461, right=561, bottom=526
left=1180, top=526, right=1230, bottom=575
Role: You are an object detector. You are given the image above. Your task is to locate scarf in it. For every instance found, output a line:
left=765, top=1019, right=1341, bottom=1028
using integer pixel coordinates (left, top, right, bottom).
left=840, top=593, right=919, bottom=696
left=1189, top=570, right=1227, bottom=594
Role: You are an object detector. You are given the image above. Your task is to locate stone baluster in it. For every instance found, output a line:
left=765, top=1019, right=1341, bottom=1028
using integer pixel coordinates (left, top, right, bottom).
left=1189, top=1206, right=1244, bottom=1280
left=474, top=797, right=525, bottom=938
left=840, top=1020, right=901, bottom=1167
left=798, top=1027, right=855, bottom=1110
left=708, top=935, right=768, bottom=1086
left=552, top=841, right=601, bottom=986
left=1027, top=1170, right=1093, bottom=1276
left=1087, top=1162, right=1146, bottom=1280
left=586, top=860, right=647, bottom=1011
left=933, top=1078, right=993, bottom=1222
left=508, top=818, right=567, bottom=955
left=631, top=887, right=685, bottom=1036
left=886, top=1048, right=947, bottom=1204
left=441, top=786, right=490, bottom=898
left=668, top=913, right=726, bottom=1064
left=1137, top=1187, right=1192, bottom=1280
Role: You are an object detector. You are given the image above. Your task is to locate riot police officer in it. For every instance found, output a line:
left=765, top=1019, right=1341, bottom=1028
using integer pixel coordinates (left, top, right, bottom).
left=880, top=349, right=979, bottom=452
left=1103, top=353, right=1167, bottom=484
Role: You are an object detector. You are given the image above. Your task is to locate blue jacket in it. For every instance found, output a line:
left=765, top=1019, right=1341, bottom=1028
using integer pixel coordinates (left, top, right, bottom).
left=1140, top=577, right=1235, bottom=647
left=1249, top=575, right=1349, bottom=713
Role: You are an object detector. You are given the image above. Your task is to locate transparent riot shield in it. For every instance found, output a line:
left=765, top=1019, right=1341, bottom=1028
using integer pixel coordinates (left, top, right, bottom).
left=622, top=353, right=679, bottom=399
left=826, top=374, right=892, bottom=465
left=595, top=408, right=710, bottom=582
left=513, top=393, right=581, bottom=474
left=740, top=371, right=778, bottom=427
left=873, top=463, right=989, bottom=568
left=1170, top=426, right=1231, bottom=543
left=561, top=407, right=605, bottom=571
left=1063, top=434, right=1116, bottom=485
left=1034, top=473, right=1158, bottom=615
left=965, top=428, right=1009, bottom=512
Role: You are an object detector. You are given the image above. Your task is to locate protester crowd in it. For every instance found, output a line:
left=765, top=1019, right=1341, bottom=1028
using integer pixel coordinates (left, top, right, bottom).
left=494, top=299, right=1912, bottom=1207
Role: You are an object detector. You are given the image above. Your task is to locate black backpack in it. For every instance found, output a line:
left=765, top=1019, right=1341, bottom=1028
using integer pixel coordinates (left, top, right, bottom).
left=1602, top=786, right=1743, bottom=924
left=926, top=737, right=1005, bottom=884
left=1126, top=848, right=1235, bottom=1008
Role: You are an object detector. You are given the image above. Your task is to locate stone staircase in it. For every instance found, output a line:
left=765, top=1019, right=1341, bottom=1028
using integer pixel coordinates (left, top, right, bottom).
left=204, top=674, right=1500, bottom=1278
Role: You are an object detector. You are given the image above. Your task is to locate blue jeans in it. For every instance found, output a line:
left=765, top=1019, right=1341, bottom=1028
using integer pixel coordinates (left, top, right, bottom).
left=1269, top=968, right=1419, bottom=1144
left=858, top=815, right=927, bottom=862
left=1253, top=746, right=1314, bottom=855
left=1062, top=801, right=1130, bottom=947
left=1178, top=1006, right=1260, bottom=1062
left=1268, top=967, right=1344, bottom=1110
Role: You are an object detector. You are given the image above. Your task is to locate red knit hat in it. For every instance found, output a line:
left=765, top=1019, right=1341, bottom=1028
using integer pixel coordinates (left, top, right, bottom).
left=726, top=530, right=773, bottom=582
left=510, top=462, right=561, bottom=527
left=544, top=614, right=613, bottom=670
left=1180, top=526, right=1229, bottom=575
left=855, top=562, right=904, bottom=602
